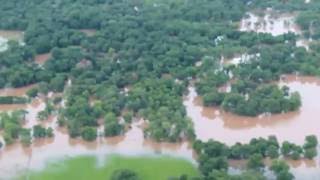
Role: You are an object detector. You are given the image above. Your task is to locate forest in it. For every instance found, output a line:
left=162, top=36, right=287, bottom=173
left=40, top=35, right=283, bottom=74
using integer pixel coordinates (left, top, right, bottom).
left=0, top=0, right=319, bottom=179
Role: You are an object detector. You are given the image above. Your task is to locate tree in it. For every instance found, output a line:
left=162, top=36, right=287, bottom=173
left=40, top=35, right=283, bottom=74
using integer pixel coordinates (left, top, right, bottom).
left=46, top=127, right=54, bottom=137
left=81, top=127, right=97, bottom=141
left=247, top=154, right=264, bottom=170
left=20, top=128, right=32, bottom=146
left=270, top=160, right=294, bottom=180
left=303, top=135, right=318, bottom=149
left=26, top=87, right=38, bottom=98
left=304, top=148, right=317, bottom=159
left=266, top=145, right=279, bottom=159
left=104, top=113, right=123, bottom=137
left=33, top=125, right=47, bottom=138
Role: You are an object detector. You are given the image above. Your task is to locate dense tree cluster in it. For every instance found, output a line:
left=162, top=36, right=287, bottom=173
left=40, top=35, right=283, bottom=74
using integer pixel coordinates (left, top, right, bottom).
left=0, top=0, right=318, bottom=142
left=0, top=111, right=29, bottom=145
left=193, top=135, right=317, bottom=179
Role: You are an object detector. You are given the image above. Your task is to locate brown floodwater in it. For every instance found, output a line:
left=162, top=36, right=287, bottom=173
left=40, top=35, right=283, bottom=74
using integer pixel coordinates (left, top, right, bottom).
left=0, top=110, right=195, bottom=179
left=0, top=84, right=35, bottom=97
left=1, top=75, right=320, bottom=179
left=184, top=75, right=320, bottom=178
left=35, top=53, right=51, bottom=65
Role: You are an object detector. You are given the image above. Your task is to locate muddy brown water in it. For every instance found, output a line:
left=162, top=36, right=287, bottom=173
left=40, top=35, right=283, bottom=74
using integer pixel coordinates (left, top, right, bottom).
left=35, top=53, right=51, bottom=65
left=0, top=75, right=320, bottom=179
left=0, top=101, right=195, bottom=179
left=184, top=75, right=320, bottom=178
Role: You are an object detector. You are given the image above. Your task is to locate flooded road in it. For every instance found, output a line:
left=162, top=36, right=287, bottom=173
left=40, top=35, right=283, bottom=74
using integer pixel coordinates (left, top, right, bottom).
left=184, top=75, right=320, bottom=178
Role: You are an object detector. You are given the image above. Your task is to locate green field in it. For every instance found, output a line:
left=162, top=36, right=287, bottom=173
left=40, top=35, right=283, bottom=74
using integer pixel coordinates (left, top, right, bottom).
left=20, top=155, right=199, bottom=180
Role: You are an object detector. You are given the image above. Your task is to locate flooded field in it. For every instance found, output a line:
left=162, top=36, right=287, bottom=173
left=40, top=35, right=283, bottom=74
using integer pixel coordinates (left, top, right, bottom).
left=184, top=75, right=320, bottom=178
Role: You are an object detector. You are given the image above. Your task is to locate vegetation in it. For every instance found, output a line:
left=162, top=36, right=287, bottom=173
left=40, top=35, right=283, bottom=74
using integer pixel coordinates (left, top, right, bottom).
left=0, top=96, right=28, bottom=104
left=0, top=0, right=319, bottom=141
left=33, top=125, right=54, bottom=138
left=20, top=155, right=199, bottom=180
left=0, top=110, right=28, bottom=145
left=193, top=135, right=318, bottom=179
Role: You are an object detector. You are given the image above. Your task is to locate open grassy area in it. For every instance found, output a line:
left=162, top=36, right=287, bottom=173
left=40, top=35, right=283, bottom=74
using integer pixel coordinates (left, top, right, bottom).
left=20, top=155, right=199, bottom=180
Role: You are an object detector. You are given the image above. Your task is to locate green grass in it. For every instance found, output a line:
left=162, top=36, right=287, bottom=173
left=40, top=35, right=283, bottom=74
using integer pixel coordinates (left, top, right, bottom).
left=20, top=155, right=199, bottom=180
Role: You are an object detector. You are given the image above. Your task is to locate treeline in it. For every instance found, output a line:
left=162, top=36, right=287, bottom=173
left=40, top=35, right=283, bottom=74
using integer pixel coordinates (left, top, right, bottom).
left=0, top=96, right=28, bottom=104
left=0, top=111, right=54, bottom=147
left=192, top=135, right=318, bottom=180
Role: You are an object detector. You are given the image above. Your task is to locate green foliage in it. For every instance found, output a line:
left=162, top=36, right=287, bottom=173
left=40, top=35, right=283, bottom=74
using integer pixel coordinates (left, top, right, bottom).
left=81, top=127, right=97, bottom=141
left=26, top=87, right=39, bottom=98
left=270, top=160, right=294, bottom=180
left=33, top=125, right=47, bottom=138
left=20, top=155, right=199, bottom=180
left=0, top=96, right=28, bottom=104
left=20, top=128, right=32, bottom=146
left=33, top=125, right=53, bottom=138
left=247, top=154, right=264, bottom=170
left=0, top=111, right=27, bottom=145
left=104, top=112, right=124, bottom=137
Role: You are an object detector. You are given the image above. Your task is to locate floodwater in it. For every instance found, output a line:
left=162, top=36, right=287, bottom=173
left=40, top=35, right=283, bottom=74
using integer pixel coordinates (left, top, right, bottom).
left=0, top=108, right=195, bottom=179
left=1, top=75, right=320, bottom=179
left=0, top=85, right=36, bottom=111
left=0, top=85, right=35, bottom=97
left=35, top=53, right=51, bottom=65
left=239, top=12, right=301, bottom=36
left=0, top=30, right=24, bottom=52
left=184, top=75, right=320, bottom=178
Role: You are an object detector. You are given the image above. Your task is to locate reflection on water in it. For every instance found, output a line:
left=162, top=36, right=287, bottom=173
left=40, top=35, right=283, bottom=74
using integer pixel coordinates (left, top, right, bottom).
left=184, top=75, right=320, bottom=178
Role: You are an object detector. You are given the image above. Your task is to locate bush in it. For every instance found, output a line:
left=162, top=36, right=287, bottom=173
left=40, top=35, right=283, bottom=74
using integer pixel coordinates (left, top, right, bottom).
left=111, top=169, right=139, bottom=180
left=81, top=127, right=97, bottom=141
left=26, top=87, right=38, bottom=98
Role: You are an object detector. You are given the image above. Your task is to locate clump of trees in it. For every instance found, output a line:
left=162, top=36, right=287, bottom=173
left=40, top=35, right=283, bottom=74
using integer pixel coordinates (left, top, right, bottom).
left=193, top=135, right=318, bottom=179
left=33, top=125, right=54, bottom=138
left=0, top=0, right=319, bottom=143
left=0, top=110, right=30, bottom=146
left=0, top=96, right=28, bottom=104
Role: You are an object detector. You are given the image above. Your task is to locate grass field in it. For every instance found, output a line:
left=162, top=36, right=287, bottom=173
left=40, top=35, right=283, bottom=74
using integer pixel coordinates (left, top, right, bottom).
left=20, top=155, right=199, bottom=180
